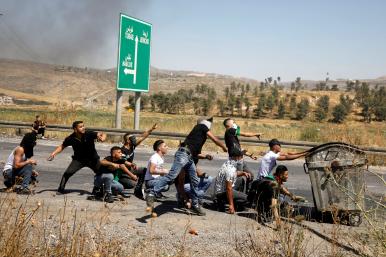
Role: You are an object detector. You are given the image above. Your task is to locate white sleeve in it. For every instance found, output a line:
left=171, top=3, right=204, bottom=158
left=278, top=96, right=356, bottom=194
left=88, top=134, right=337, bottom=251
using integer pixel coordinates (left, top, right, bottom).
left=225, top=167, right=236, bottom=182
left=149, top=154, right=159, bottom=165
left=272, top=152, right=281, bottom=160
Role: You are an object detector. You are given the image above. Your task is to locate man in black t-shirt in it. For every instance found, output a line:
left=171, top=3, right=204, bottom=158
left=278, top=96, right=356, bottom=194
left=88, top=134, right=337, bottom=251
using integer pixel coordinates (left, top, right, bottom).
left=117, top=123, right=157, bottom=199
left=223, top=118, right=263, bottom=193
left=248, top=165, right=305, bottom=228
left=146, top=117, right=227, bottom=216
left=94, top=146, right=134, bottom=203
left=32, top=115, right=46, bottom=139
left=48, top=121, right=107, bottom=194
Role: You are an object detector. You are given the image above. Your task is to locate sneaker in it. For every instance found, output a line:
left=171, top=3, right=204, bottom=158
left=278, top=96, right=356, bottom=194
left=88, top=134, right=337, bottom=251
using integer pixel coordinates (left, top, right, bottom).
left=191, top=204, right=206, bottom=216
left=134, top=188, right=144, bottom=200
left=91, top=186, right=103, bottom=198
left=56, top=188, right=66, bottom=195
left=17, top=187, right=32, bottom=195
left=155, top=192, right=168, bottom=199
left=120, top=191, right=131, bottom=198
left=41, top=136, right=46, bottom=139
left=146, top=194, right=155, bottom=210
left=104, top=193, right=115, bottom=203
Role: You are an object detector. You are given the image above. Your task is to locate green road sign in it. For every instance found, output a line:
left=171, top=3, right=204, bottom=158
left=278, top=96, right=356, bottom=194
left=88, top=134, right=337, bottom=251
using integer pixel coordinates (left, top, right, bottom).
left=116, top=13, right=151, bottom=92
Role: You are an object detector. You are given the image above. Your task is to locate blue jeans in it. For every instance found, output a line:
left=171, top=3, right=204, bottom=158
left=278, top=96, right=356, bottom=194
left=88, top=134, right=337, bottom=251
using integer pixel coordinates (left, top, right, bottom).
left=145, top=178, right=169, bottom=192
left=9, top=164, right=33, bottom=189
left=94, top=173, right=124, bottom=194
left=184, top=176, right=213, bottom=199
left=151, top=149, right=200, bottom=205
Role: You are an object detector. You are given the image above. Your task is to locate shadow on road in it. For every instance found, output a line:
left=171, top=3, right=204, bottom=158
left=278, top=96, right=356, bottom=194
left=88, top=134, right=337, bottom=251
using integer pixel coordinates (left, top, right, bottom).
left=35, top=189, right=91, bottom=195
left=136, top=199, right=191, bottom=223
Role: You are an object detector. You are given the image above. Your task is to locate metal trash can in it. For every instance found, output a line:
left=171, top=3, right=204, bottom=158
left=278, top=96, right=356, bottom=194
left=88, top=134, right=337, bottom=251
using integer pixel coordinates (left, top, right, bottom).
left=304, top=142, right=367, bottom=226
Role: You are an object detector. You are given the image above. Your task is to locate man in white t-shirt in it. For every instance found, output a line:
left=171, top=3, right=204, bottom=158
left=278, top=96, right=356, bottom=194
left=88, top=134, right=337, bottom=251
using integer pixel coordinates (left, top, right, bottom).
left=145, top=140, right=169, bottom=192
left=258, top=139, right=308, bottom=179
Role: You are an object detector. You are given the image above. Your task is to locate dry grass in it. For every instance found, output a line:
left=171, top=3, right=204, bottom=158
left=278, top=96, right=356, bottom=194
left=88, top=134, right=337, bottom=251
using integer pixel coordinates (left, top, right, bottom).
left=0, top=194, right=196, bottom=257
left=1, top=107, right=385, bottom=148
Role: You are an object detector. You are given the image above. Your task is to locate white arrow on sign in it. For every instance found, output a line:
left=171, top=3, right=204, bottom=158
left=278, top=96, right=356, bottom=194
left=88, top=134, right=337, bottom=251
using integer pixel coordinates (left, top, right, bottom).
left=123, top=36, right=138, bottom=84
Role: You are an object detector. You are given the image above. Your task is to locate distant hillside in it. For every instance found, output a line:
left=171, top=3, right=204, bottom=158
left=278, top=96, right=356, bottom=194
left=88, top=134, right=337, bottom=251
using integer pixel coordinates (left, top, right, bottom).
left=0, top=58, right=259, bottom=107
left=0, top=58, right=385, bottom=108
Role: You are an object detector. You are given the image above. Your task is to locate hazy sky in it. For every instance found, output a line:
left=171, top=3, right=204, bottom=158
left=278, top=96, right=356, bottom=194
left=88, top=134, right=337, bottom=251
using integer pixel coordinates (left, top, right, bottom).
left=1, top=0, right=385, bottom=81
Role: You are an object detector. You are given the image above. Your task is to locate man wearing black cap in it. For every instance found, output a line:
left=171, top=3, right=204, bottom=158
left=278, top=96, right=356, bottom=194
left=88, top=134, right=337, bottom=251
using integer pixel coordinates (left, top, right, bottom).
left=2, top=132, right=38, bottom=194
left=146, top=117, right=227, bottom=216
left=257, top=138, right=308, bottom=179
left=214, top=148, right=252, bottom=214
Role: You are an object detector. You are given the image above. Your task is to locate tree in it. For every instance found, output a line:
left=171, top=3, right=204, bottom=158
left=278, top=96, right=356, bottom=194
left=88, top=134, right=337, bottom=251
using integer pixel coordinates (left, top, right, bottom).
left=331, top=84, right=339, bottom=91
left=217, top=99, right=225, bottom=116
left=277, top=100, right=285, bottom=119
left=332, top=104, right=348, bottom=123
left=246, top=83, right=250, bottom=94
left=230, top=81, right=236, bottom=91
left=295, top=98, right=309, bottom=120
left=355, top=82, right=370, bottom=105
left=254, top=102, right=264, bottom=118
left=244, top=97, right=251, bottom=117
left=339, top=94, right=354, bottom=113
left=373, top=86, right=386, bottom=121
left=289, top=95, right=297, bottom=117
left=295, top=77, right=302, bottom=92
left=254, top=93, right=266, bottom=118
left=254, top=86, right=258, bottom=97
left=228, top=93, right=236, bottom=116
left=346, top=80, right=354, bottom=92
left=290, top=82, right=295, bottom=91
left=235, top=96, right=243, bottom=116
left=271, top=87, right=279, bottom=105
left=315, top=95, right=329, bottom=121
left=266, top=95, right=275, bottom=113
left=224, top=87, right=230, bottom=100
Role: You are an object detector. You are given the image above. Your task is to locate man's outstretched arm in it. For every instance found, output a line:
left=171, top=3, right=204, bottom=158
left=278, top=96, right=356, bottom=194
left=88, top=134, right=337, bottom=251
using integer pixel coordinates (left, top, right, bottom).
left=206, top=131, right=227, bottom=152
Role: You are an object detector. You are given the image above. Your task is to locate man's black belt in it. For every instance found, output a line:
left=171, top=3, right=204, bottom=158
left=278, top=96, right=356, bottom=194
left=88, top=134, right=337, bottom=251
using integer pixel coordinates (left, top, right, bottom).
left=178, top=147, right=191, bottom=156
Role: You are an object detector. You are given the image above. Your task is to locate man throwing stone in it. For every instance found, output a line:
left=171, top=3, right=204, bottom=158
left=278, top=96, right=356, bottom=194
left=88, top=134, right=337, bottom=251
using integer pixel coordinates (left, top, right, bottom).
left=146, top=117, right=227, bottom=216
left=48, top=121, right=106, bottom=194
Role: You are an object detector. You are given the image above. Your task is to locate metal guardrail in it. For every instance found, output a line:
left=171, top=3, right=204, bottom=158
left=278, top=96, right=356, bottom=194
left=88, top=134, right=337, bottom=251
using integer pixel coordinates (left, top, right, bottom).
left=1, top=120, right=386, bottom=155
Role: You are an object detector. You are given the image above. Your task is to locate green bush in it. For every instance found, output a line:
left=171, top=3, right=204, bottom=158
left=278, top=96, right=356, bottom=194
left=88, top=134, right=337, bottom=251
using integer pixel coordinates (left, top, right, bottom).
left=299, top=127, right=320, bottom=142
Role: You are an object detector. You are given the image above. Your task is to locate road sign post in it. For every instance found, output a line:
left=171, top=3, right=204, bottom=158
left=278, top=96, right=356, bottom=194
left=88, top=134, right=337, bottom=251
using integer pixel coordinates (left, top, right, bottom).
left=115, top=91, right=122, bottom=129
left=115, top=13, right=151, bottom=129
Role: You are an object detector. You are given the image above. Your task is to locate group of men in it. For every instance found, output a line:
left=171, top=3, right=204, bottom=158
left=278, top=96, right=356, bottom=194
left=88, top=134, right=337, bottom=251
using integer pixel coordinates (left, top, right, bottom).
left=2, top=116, right=308, bottom=225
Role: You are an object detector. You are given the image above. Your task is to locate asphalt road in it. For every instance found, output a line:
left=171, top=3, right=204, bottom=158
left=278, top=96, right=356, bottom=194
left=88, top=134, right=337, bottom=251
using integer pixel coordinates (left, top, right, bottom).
left=0, top=136, right=384, bottom=204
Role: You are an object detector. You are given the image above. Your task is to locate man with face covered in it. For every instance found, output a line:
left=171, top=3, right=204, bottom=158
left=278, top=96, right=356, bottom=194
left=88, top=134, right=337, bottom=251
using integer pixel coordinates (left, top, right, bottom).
left=48, top=121, right=107, bottom=194
left=146, top=117, right=227, bottom=216
left=223, top=118, right=263, bottom=193
left=2, top=132, right=38, bottom=194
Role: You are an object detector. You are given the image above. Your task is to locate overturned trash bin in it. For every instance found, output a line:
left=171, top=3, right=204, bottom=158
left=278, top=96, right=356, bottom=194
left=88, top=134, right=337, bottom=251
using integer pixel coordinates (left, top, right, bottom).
left=304, top=142, right=367, bottom=226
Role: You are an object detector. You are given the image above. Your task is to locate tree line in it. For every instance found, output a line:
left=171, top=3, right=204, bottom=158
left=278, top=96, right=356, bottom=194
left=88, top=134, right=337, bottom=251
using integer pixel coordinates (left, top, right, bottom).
left=127, top=79, right=385, bottom=123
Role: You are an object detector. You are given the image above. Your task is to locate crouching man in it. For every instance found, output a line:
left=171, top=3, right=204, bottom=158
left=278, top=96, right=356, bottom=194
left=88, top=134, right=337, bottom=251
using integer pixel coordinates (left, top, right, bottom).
left=248, top=165, right=305, bottom=227
left=94, top=146, right=134, bottom=203
left=2, top=133, right=38, bottom=194
left=214, top=150, right=252, bottom=214
left=144, top=140, right=169, bottom=192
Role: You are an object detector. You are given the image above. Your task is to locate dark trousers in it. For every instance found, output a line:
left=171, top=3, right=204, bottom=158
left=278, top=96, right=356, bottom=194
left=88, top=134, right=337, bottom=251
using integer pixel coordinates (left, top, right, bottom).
left=118, top=167, right=146, bottom=191
left=216, top=190, right=248, bottom=209
left=58, top=159, right=100, bottom=191
left=236, top=161, right=254, bottom=193
left=37, top=128, right=45, bottom=136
